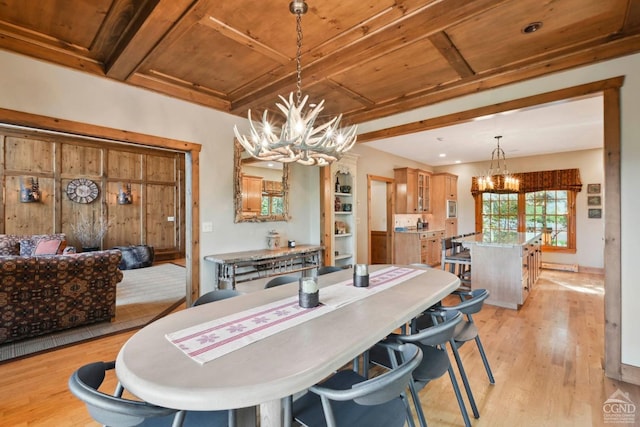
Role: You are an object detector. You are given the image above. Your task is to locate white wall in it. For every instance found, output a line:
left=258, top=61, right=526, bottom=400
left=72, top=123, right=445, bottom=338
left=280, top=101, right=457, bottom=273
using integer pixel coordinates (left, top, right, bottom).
left=360, top=53, right=640, bottom=368
left=1, top=48, right=638, bottom=368
left=436, top=148, right=604, bottom=269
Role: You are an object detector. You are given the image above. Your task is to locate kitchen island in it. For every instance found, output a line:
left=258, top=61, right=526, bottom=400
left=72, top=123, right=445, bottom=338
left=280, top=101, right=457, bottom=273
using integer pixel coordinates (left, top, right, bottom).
left=455, top=232, right=542, bottom=309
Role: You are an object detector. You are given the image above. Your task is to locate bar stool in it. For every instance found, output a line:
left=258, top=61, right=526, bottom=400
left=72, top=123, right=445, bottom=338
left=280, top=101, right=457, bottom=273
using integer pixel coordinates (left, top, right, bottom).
left=441, top=237, right=471, bottom=286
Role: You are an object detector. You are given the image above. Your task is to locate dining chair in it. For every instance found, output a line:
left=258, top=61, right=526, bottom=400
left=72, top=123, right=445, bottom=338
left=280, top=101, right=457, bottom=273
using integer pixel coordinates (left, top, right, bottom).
left=264, top=275, right=298, bottom=288
left=370, top=310, right=472, bottom=427
left=68, top=360, right=229, bottom=426
left=292, top=342, right=422, bottom=427
left=192, top=289, right=240, bottom=306
left=413, top=288, right=495, bottom=419
left=317, top=265, right=343, bottom=275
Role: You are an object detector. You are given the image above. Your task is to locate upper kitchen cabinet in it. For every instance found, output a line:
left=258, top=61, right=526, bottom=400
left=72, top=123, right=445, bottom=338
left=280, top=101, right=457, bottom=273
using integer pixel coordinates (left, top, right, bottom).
left=394, top=168, right=431, bottom=214
left=431, top=173, right=458, bottom=236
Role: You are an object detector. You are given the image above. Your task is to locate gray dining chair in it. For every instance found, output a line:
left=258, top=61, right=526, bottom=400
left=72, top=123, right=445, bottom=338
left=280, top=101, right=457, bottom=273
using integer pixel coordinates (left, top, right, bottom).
left=264, top=275, right=298, bottom=288
left=192, top=289, right=240, bottom=306
left=68, top=360, right=229, bottom=426
left=292, top=342, right=422, bottom=427
left=317, top=265, right=343, bottom=275
left=371, top=310, right=472, bottom=427
left=413, top=288, right=494, bottom=420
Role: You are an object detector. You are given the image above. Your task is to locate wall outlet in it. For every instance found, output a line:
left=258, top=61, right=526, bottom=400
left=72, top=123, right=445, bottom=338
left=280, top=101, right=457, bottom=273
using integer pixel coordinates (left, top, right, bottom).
left=167, top=216, right=175, bottom=222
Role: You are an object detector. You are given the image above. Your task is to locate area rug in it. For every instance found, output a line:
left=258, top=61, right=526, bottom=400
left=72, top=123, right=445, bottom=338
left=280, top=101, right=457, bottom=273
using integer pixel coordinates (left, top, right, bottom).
left=0, top=263, right=186, bottom=363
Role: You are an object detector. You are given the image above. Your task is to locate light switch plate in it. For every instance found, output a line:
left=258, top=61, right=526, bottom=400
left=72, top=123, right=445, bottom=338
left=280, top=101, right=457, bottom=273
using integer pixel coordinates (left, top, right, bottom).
left=202, top=221, right=213, bottom=232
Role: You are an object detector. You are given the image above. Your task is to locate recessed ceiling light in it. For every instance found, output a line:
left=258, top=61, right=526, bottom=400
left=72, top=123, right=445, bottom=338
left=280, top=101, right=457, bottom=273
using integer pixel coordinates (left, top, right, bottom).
left=522, top=21, right=543, bottom=34
left=455, top=160, right=461, bottom=164
left=439, top=153, right=446, bottom=157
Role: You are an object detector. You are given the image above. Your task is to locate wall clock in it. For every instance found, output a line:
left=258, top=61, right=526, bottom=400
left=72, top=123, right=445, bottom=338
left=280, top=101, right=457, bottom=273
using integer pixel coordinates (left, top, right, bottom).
left=66, top=178, right=99, bottom=204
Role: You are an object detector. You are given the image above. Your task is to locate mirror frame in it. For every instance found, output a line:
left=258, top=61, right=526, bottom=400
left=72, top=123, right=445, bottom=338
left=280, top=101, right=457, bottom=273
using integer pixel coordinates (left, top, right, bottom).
left=234, top=140, right=290, bottom=223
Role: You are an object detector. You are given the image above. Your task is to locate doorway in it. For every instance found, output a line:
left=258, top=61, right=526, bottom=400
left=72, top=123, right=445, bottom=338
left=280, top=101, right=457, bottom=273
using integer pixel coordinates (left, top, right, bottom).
left=367, top=175, right=395, bottom=264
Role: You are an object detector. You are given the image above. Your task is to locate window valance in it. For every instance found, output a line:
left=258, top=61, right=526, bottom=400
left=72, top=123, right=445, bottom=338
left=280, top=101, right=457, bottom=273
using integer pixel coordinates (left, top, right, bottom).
left=471, top=168, right=582, bottom=196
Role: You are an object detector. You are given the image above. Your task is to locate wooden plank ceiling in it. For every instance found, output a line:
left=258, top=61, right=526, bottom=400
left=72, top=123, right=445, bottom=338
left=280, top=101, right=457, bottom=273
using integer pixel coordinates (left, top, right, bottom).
left=0, top=0, right=639, bottom=125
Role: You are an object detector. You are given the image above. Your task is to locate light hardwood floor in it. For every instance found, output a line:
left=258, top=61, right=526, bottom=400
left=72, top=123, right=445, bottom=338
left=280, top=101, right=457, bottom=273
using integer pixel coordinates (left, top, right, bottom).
left=1, top=270, right=639, bottom=426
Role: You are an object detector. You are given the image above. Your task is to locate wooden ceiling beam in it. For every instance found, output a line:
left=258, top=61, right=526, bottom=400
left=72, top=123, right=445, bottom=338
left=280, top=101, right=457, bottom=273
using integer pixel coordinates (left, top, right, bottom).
left=105, top=0, right=196, bottom=80
left=623, top=0, right=640, bottom=32
left=347, top=34, right=640, bottom=124
left=356, top=76, right=624, bottom=143
left=428, top=31, right=475, bottom=78
left=127, top=72, right=231, bottom=111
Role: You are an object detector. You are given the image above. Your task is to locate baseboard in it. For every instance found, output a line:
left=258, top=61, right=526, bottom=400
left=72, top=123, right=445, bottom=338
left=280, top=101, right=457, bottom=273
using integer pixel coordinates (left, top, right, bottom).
left=578, top=265, right=605, bottom=275
left=542, top=262, right=579, bottom=272
left=621, top=363, right=640, bottom=386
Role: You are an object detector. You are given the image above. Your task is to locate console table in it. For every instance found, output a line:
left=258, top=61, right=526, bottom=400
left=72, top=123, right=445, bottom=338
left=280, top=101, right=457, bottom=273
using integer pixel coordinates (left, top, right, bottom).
left=204, top=245, right=324, bottom=289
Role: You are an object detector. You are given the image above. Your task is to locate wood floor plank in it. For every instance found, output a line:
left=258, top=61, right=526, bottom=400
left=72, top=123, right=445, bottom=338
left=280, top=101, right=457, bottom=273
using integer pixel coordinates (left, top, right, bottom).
left=1, top=271, right=640, bottom=426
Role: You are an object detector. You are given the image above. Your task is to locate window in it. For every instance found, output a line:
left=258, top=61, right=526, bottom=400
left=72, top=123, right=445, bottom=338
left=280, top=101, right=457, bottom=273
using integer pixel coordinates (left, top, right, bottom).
left=525, top=191, right=570, bottom=247
left=261, top=194, right=284, bottom=216
left=482, top=193, right=518, bottom=233
left=478, top=190, right=576, bottom=252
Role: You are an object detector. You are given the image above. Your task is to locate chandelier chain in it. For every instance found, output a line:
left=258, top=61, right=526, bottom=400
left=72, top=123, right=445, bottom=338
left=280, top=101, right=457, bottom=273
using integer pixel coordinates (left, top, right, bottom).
left=295, top=12, right=303, bottom=107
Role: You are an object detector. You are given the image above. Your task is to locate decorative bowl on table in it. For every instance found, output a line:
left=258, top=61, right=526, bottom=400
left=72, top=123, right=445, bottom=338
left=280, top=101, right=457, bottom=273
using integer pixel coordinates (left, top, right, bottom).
left=340, top=185, right=351, bottom=193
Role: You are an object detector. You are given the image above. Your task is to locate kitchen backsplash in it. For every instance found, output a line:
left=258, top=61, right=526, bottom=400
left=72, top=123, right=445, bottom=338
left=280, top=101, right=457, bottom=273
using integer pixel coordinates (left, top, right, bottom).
left=394, top=213, right=433, bottom=229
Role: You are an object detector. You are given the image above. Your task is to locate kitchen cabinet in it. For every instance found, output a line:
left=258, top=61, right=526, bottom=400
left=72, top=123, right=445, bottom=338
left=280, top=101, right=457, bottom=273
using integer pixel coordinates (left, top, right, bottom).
left=394, top=167, right=430, bottom=214
left=431, top=173, right=458, bottom=236
left=241, top=175, right=262, bottom=214
left=394, top=230, right=444, bottom=266
left=445, top=218, right=458, bottom=237
left=320, top=153, right=358, bottom=268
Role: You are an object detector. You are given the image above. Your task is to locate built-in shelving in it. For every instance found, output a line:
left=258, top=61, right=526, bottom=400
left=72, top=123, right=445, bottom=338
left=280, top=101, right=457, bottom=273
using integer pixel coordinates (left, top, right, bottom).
left=320, top=153, right=358, bottom=268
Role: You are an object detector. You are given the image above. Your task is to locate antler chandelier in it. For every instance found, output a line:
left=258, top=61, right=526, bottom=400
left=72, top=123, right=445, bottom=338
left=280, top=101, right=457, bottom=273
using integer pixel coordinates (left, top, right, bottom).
left=233, top=0, right=357, bottom=167
left=476, top=136, right=520, bottom=192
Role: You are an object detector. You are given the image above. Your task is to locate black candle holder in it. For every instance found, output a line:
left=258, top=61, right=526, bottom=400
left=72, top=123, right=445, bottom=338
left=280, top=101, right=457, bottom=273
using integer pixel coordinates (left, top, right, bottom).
left=353, top=264, right=369, bottom=287
left=299, top=277, right=319, bottom=308
left=353, top=273, right=369, bottom=287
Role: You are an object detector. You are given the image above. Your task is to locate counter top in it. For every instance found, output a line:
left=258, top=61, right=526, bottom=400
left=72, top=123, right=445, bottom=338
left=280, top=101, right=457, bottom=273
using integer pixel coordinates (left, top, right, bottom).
left=394, top=228, right=445, bottom=234
left=455, top=232, right=541, bottom=247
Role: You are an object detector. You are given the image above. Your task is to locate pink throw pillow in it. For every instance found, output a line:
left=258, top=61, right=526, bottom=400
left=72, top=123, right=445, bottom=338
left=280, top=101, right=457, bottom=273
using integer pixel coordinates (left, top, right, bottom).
left=34, top=239, right=64, bottom=255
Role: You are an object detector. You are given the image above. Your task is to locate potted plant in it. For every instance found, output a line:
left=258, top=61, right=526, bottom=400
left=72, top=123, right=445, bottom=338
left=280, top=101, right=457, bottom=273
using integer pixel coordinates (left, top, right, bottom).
left=70, top=213, right=111, bottom=252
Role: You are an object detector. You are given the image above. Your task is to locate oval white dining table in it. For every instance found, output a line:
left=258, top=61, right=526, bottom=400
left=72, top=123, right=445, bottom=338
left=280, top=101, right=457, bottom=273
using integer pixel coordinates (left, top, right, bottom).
left=116, top=265, right=459, bottom=427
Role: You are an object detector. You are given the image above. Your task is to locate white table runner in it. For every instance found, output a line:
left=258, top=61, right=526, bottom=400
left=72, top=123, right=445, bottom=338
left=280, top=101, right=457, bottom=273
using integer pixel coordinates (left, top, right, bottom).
left=166, top=266, right=425, bottom=364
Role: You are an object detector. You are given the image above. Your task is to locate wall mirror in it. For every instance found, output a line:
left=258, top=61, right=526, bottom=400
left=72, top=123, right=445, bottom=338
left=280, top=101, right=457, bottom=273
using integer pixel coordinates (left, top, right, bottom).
left=234, top=140, right=290, bottom=223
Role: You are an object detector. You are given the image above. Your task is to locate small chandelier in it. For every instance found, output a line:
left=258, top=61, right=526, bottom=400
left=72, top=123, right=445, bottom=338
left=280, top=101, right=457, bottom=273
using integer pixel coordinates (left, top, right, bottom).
left=476, top=136, right=520, bottom=192
left=233, top=0, right=357, bottom=167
